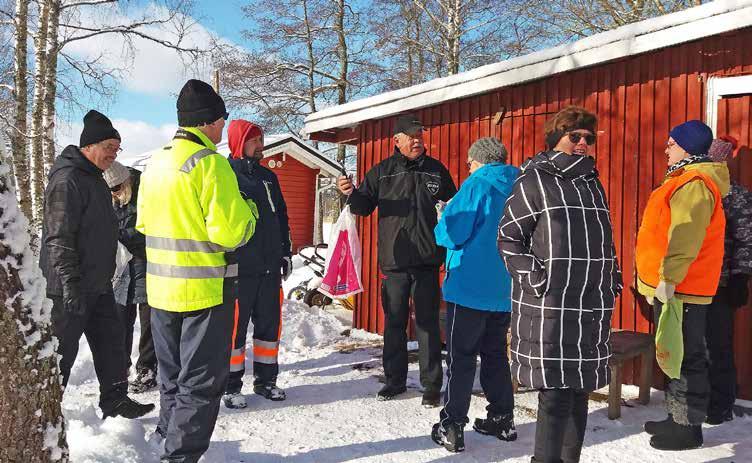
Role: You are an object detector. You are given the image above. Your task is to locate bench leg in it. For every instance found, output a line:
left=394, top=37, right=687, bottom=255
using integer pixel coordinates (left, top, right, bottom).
left=608, top=364, right=622, bottom=420
left=638, top=346, right=654, bottom=405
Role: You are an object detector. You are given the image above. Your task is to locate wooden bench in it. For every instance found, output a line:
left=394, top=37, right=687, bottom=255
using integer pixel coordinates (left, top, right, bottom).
left=608, top=330, right=655, bottom=420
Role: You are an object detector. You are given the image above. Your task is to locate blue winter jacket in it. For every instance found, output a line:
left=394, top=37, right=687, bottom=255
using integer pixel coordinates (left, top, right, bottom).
left=434, top=162, right=519, bottom=311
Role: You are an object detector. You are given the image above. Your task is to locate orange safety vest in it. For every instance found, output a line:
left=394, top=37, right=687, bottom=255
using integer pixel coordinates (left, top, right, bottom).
left=635, top=169, right=725, bottom=299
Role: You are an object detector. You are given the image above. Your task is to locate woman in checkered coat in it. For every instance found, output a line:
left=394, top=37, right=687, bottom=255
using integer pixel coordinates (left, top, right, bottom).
left=497, top=106, right=622, bottom=463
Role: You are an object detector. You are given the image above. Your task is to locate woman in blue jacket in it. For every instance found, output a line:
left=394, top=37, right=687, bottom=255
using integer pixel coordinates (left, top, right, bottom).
left=430, top=137, right=520, bottom=453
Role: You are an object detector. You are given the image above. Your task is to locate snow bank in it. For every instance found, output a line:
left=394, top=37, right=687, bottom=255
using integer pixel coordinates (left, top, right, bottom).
left=279, top=300, right=346, bottom=360
left=66, top=405, right=153, bottom=463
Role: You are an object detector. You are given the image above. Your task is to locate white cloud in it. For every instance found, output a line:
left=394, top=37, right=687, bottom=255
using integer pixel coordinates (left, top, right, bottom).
left=57, top=118, right=176, bottom=167
left=61, top=3, right=221, bottom=96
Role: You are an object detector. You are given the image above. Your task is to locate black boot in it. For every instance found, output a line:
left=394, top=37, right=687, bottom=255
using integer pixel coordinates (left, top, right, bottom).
left=431, top=422, right=465, bottom=453
left=473, top=413, right=517, bottom=441
left=129, top=368, right=158, bottom=394
left=705, top=409, right=733, bottom=425
left=644, top=414, right=675, bottom=436
left=649, top=423, right=703, bottom=451
left=421, top=390, right=441, bottom=408
left=253, top=383, right=286, bottom=401
left=377, top=384, right=407, bottom=401
left=103, top=396, right=155, bottom=420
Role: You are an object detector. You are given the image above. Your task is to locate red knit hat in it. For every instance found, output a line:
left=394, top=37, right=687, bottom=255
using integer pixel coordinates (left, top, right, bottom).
left=228, top=120, right=264, bottom=159
left=707, top=135, right=739, bottom=162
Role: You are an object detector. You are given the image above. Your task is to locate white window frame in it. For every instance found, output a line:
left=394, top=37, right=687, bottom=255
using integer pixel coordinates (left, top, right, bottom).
left=706, top=75, right=752, bottom=135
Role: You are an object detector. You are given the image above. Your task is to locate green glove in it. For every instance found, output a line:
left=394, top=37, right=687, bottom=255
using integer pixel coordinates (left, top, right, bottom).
left=245, top=198, right=259, bottom=219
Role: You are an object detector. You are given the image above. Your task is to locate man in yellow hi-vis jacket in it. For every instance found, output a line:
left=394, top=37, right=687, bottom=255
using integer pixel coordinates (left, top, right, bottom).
left=137, top=79, right=257, bottom=463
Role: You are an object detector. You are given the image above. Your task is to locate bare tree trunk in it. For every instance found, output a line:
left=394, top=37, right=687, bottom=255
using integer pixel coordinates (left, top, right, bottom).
left=42, top=0, right=60, bottom=173
left=11, top=0, right=31, bottom=220
left=30, top=0, right=50, bottom=231
left=0, top=151, right=68, bottom=462
left=303, top=0, right=318, bottom=114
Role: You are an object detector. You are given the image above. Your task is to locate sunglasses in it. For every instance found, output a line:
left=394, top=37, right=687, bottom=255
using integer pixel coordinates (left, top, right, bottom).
left=568, top=132, right=596, bottom=145
left=110, top=183, right=124, bottom=193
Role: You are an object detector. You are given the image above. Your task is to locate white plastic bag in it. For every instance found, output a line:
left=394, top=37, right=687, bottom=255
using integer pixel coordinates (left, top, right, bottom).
left=318, top=205, right=363, bottom=299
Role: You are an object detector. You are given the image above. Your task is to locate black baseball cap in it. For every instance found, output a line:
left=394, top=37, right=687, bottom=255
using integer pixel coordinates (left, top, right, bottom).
left=394, top=114, right=423, bottom=135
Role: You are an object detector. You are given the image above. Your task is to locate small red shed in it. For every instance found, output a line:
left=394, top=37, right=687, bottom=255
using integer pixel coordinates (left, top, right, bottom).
left=304, top=0, right=752, bottom=397
left=133, top=134, right=341, bottom=252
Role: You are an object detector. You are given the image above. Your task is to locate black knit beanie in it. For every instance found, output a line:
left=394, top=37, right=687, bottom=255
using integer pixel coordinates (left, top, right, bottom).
left=176, top=79, right=228, bottom=127
left=79, top=110, right=120, bottom=147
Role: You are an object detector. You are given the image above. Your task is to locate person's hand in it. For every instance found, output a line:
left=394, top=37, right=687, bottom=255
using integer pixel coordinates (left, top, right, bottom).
left=646, top=295, right=655, bottom=306
left=337, top=175, right=353, bottom=195
left=655, top=281, right=676, bottom=304
left=63, top=286, right=87, bottom=316
left=281, top=256, right=293, bottom=281
left=435, top=200, right=447, bottom=221
left=727, top=274, right=750, bottom=309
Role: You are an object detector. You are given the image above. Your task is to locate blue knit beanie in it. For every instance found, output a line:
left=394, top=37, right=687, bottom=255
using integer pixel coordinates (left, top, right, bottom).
left=669, top=120, right=713, bottom=156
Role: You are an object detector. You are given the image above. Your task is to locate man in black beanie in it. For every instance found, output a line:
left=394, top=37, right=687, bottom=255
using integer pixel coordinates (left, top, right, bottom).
left=40, top=110, right=155, bottom=420
left=137, top=79, right=256, bottom=463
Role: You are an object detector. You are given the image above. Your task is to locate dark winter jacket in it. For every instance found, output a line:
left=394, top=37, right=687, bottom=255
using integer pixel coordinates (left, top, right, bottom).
left=720, top=182, right=752, bottom=286
left=348, top=149, right=457, bottom=271
left=229, top=157, right=292, bottom=276
left=114, top=168, right=147, bottom=304
left=498, top=150, right=622, bottom=392
left=40, top=145, right=118, bottom=297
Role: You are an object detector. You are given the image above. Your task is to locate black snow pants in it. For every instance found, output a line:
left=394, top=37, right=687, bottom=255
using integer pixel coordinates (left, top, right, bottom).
left=118, top=302, right=157, bottom=374
left=653, top=301, right=709, bottom=425
left=706, top=288, right=737, bottom=418
left=533, top=388, right=589, bottom=463
left=151, top=278, right=236, bottom=463
left=381, top=267, right=442, bottom=393
left=439, top=303, right=514, bottom=426
left=50, top=292, right=129, bottom=415
left=227, top=273, right=283, bottom=394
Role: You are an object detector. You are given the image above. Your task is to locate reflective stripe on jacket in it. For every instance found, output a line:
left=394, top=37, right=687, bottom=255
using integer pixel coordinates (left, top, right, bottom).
left=136, top=127, right=255, bottom=312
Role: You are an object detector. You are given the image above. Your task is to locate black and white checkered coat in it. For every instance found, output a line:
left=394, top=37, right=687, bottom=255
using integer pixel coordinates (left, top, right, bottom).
left=498, top=151, right=622, bottom=392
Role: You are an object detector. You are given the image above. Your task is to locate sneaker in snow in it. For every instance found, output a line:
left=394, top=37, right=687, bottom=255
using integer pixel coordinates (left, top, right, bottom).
left=431, top=422, right=465, bottom=453
left=649, top=423, right=703, bottom=451
left=129, top=369, right=157, bottom=394
left=254, top=383, right=286, bottom=401
left=376, top=384, right=407, bottom=401
left=421, top=390, right=441, bottom=408
left=473, top=413, right=517, bottom=441
left=223, top=392, right=247, bottom=409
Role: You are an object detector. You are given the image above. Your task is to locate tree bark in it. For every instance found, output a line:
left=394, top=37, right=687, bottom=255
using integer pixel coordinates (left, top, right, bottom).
left=42, top=0, right=60, bottom=175
left=29, top=0, right=50, bottom=232
left=11, top=0, right=31, bottom=220
left=0, top=152, right=68, bottom=462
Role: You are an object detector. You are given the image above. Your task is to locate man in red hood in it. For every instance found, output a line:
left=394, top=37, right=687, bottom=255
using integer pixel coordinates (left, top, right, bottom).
left=223, top=119, right=293, bottom=408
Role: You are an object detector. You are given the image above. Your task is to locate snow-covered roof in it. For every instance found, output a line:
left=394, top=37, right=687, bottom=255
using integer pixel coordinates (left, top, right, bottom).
left=128, top=133, right=342, bottom=177
left=303, top=0, right=752, bottom=136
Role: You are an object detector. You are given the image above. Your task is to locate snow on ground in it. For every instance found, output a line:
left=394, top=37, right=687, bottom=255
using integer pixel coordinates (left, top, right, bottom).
left=62, top=269, right=752, bottom=462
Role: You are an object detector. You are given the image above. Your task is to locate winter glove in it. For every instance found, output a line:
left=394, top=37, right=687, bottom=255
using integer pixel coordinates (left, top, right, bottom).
left=245, top=198, right=259, bottom=220
left=63, top=286, right=87, bottom=316
left=655, top=281, right=676, bottom=304
left=281, top=256, right=293, bottom=281
left=646, top=295, right=655, bottom=306
left=727, top=274, right=750, bottom=309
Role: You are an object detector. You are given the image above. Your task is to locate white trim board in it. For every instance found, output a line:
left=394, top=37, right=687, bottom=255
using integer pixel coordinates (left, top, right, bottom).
left=706, top=75, right=752, bottom=134
left=304, top=0, right=752, bottom=136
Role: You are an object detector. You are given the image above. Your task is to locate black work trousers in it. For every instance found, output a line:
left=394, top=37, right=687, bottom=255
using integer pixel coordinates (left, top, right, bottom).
left=653, top=301, right=709, bottom=425
left=706, top=288, right=737, bottom=418
left=439, top=303, right=514, bottom=426
left=227, top=274, right=282, bottom=394
left=50, top=292, right=129, bottom=415
left=151, top=278, right=236, bottom=463
left=533, top=388, right=589, bottom=463
left=118, top=302, right=157, bottom=373
left=380, top=267, right=442, bottom=392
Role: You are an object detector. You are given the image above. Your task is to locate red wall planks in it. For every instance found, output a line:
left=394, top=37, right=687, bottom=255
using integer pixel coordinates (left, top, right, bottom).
left=349, top=27, right=752, bottom=397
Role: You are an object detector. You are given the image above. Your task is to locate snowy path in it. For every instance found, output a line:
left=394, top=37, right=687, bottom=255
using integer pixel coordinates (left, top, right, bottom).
left=63, top=305, right=752, bottom=462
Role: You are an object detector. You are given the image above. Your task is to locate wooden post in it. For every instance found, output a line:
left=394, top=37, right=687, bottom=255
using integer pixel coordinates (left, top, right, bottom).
left=608, top=362, right=622, bottom=420
left=638, top=345, right=654, bottom=405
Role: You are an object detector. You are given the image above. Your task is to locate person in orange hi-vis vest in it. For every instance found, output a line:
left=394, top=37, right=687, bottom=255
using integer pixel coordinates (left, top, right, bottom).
left=636, top=120, right=730, bottom=452
left=223, top=120, right=292, bottom=409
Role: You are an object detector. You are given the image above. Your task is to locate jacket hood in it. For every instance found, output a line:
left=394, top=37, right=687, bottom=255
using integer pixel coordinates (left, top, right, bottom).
left=227, top=119, right=262, bottom=160
left=49, top=145, right=102, bottom=179
left=472, top=162, right=520, bottom=193
left=681, top=161, right=731, bottom=197
left=521, top=150, right=597, bottom=179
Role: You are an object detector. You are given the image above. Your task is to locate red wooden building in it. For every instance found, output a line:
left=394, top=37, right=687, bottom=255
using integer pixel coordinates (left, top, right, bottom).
left=133, top=134, right=340, bottom=251
left=304, top=1, right=752, bottom=398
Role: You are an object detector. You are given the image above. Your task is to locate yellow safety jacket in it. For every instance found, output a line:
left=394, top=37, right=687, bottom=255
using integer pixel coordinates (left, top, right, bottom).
left=136, top=127, right=256, bottom=312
